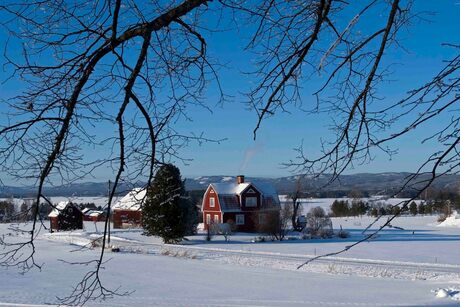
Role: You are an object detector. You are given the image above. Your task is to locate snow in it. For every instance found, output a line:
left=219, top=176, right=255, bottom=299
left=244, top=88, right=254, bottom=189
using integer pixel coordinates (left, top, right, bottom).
left=436, top=288, right=450, bottom=298
left=1, top=215, right=460, bottom=306
left=434, top=287, right=460, bottom=301
left=221, top=176, right=233, bottom=182
left=211, top=181, right=279, bottom=199
left=0, top=238, right=452, bottom=306
left=48, top=201, right=70, bottom=218
left=438, top=211, right=460, bottom=228
left=211, top=182, right=246, bottom=195
left=112, top=188, right=146, bottom=211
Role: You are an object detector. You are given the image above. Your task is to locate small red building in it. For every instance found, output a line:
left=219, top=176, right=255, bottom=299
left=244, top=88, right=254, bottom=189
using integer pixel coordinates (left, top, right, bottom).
left=48, top=201, right=83, bottom=231
left=201, top=175, right=280, bottom=232
left=112, top=188, right=146, bottom=229
left=82, top=208, right=105, bottom=222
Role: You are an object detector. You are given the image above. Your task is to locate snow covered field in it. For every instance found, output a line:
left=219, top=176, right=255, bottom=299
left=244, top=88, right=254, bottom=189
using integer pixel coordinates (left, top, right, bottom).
left=1, top=215, right=460, bottom=306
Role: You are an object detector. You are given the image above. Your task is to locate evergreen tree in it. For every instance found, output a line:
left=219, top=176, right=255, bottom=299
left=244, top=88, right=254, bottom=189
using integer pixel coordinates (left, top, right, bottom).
left=142, top=164, right=193, bottom=243
left=370, top=207, right=378, bottom=217
left=330, top=200, right=349, bottom=217
left=417, top=203, right=426, bottom=215
left=409, top=201, right=418, bottom=216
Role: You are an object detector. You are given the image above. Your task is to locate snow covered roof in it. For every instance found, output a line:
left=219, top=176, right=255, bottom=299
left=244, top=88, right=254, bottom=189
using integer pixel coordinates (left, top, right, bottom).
left=210, top=182, right=250, bottom=195
left=207, top=180, right=280, bottom=212
left=112, top=188, right=147, bottom=211
left=48, top=201, right=79, bottom=218
left=210, top=181, right=278, bottom=198
left=87, top=210, right=104, bottom=217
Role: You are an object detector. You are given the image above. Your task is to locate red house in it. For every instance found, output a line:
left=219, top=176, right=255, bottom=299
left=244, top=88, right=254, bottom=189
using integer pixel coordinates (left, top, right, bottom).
left=201, top=175, right=280, bottom=232
left=112, top=188, right=146, bottom=229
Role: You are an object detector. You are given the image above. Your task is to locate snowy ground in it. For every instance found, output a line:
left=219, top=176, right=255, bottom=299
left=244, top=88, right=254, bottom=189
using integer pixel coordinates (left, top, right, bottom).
left=1, top=215, right=460, bottom=306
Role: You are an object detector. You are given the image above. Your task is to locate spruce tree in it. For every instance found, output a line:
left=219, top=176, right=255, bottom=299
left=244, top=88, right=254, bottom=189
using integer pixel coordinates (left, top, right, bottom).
left=409, top=201, right=418, bottom=216
left=142, top=164, right=189, bottom=243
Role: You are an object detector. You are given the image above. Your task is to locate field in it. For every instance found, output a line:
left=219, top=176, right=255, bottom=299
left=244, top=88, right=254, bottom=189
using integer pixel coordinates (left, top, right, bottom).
left=1, top=214, right=460, bottom=306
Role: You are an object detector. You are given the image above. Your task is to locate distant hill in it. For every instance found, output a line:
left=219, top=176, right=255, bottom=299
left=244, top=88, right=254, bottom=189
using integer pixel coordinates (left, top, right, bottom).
left=184, top=173, right=460, bottom=196
left=1, top=173, right=459, bottom=198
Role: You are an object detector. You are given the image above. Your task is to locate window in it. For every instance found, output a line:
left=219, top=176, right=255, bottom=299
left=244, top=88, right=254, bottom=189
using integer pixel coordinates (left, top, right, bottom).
left=206, top=214, right=211, bottom=225
left=245, top=197, right=257, bottom=207
left=214, top=214, right=219, bottom=224
left=209, top=197, right=215, bottom=208
left=236, top=214, right=245, bottom=225
left=258, top=213, right=265, bottom=225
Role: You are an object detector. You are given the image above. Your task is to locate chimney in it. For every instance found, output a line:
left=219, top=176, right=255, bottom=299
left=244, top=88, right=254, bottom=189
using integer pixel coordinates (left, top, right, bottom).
left=236, top=175, right=245, bottom=184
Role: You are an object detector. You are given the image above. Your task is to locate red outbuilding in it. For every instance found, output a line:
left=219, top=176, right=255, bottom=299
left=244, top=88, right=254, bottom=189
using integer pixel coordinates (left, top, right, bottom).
left=82, top=208, right=105, bottom=222
left=48, top=201, right=83, bottom=232
left=201, top=175, right=280, bottom=232
left=112, top=188, right=146, bottom=229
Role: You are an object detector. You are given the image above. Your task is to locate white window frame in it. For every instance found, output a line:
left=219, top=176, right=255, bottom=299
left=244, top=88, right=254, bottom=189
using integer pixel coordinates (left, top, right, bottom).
left=245, top=197, right=257, bottom=207
left=206, top=214, right=211, bottom=225
left=236, top=214, right=245, bottom=225
left=209, top=197, right=215, bottom=208
left=214, top=214, right=219, bottom=224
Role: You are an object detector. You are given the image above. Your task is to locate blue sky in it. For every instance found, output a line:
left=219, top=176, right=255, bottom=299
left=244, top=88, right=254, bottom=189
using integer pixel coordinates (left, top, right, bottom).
left=0, top=1, right=459, bottom=183
left=173, top=1, right=460, bottom=178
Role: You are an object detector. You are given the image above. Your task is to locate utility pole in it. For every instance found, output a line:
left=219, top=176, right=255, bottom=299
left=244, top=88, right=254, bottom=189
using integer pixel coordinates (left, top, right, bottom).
left=107, top=180, right=111, bottom=247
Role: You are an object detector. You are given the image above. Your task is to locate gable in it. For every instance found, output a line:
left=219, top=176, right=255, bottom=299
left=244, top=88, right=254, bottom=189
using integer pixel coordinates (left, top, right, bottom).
left=239, top=184, right=260, bottom=196
left=202, top=185, right=221, bottom=212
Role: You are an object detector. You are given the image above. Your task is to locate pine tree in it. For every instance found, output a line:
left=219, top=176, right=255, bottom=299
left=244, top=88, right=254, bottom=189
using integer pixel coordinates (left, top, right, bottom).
left=409, top=201, right=418, bottom=216
left=142, top=164, right=191, bottom=243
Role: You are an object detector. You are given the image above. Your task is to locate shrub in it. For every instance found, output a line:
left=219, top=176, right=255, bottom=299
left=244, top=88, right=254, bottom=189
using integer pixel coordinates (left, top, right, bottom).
left=226, top=219, right=237, bottom=232
left=304, top=206, right=333, bottom=238
left=253, top=236, right=266, bottom=243
left=437, top=214, right=447, bottom=223
left=255, top=205, right=291, bottom=241
left=205, top=226, right=213, bottom=241
left=336, top=226, right=350, bottom=238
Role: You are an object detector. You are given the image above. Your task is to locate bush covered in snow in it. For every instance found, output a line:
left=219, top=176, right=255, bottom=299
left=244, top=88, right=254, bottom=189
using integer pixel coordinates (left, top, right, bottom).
left=303, top=206, right=333, bottom=238
left=437, top=211, right=460, bottom=227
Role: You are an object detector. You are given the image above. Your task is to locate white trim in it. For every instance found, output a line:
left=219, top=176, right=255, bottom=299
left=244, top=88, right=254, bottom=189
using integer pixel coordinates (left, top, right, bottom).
left=214, top=214, right=220, bottom=224
left=206, top=214, right=211, bottom=225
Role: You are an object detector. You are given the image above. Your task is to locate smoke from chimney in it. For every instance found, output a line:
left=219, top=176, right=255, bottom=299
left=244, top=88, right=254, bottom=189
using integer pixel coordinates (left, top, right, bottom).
left=239, top=142, right=264, bottom=174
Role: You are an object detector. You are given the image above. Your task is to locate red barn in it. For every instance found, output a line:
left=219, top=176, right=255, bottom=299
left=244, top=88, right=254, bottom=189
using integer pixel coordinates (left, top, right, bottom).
left=112, top=188, right=146, bottom=229
left=201, top=175, right=280, bottom=232
left=48, top=201, right=83, bottom=231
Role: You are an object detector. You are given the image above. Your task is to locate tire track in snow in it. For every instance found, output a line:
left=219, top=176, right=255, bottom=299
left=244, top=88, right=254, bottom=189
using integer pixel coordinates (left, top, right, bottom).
left=115, top=240, right=460, bottom=281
